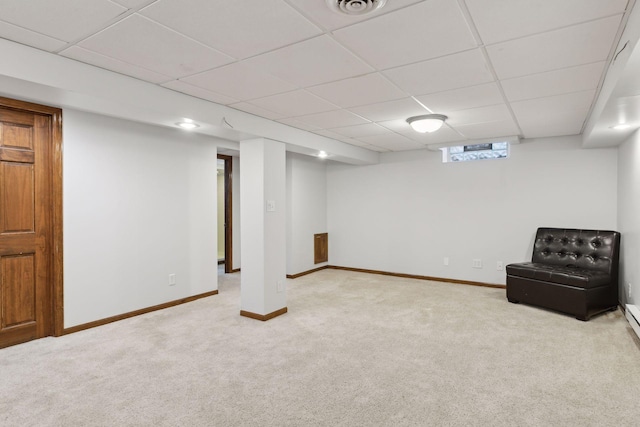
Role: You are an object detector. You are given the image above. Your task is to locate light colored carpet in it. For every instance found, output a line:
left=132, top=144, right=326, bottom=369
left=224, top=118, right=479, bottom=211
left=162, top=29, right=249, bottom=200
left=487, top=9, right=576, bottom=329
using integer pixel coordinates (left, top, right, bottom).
left=1, top=269, right=640, bottom=426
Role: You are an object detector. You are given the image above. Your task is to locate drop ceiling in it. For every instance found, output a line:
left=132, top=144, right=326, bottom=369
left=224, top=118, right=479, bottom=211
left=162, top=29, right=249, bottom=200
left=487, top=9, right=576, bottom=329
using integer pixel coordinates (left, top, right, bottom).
left=0, top=0, right=634, bottom=152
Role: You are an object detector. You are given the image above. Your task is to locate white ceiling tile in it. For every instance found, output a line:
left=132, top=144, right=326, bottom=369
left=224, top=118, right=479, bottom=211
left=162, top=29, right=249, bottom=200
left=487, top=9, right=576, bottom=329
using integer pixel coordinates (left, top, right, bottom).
left=294, top=109, right=369, bottom=129
left=288, top=0, right=423, bottom=31
left=349, top=98, right=428, bottom=122
left=313, top=129, right=348, bottom=139
left=342, top=140, right=378, bottom=149
left=244, top=35, right=373, bottom=87
left=111, top=0, right=156, bottom=9
left=446, top=104, right=513, bottom=126
left=518, top=113, right=586, bottom=138
left=334, top=0, right=477, bottom=69
left=486, top=16, right=622, bottom=80
left=384, top=49, right=494, bottom=96
left=181, top=62, right=297, bottom=101
left=312, top=129, right=369, bottom=146
left=62, top=46, right=172, bottom=84
left=308, top=73, right=407, bottom=108
left=511, top=90, right=596, bottom=137
left=403, top=126, right=466, bottom=145
left=453, top=119, right=521, bottom=139
left=277, top=118, right=322, bottom=132
left=0, top=20, right=67, bottom=52
left=466, top=0, right=628, bottom=45
left=501, top=62, right=606, bottom=102
left=330, top=123, right=390, bottom=138
left=511, top=90, right=596, bottom=119
left=141, top=0, right=321, bottom=59
left=358, top=134, right=424, bottom=151
left=416, top=83, right=504, bottom=113
left=249, top=90, right=337, bottom=117
left=0, top=0, right=127, bottom=42
left=0, top=0, right=628, bottom=150
left=228, top=102, right=286, bottom=120
left=79, top=15, right=234, bottom=78
left=161, top=80, right=239, bottom=105
left=311, top=129, right=348, bottom=144
left=378, top=118, right=414, bottom=134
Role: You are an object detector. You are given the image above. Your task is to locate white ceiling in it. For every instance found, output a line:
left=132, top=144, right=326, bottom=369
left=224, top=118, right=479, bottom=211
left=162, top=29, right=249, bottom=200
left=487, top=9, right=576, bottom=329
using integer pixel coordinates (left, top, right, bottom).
left=0, top=0, right=634, bottom=152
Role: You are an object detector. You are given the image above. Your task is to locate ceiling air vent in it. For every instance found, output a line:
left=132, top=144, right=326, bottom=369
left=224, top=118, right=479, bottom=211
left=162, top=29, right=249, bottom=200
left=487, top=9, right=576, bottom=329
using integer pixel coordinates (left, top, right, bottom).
left=326, top=0, right=387, bottom=16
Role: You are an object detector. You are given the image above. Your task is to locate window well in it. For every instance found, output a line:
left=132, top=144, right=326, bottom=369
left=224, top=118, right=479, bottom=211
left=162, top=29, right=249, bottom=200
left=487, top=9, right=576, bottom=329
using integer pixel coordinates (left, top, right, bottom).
left=442, top=141, right=509, bottom=163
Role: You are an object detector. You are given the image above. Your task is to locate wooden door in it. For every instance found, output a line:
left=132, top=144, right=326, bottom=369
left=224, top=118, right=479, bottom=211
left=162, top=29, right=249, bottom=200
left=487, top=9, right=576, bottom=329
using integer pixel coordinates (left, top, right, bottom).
left=218, top=154, right=233, bottom=273
left=0, top=104, right=55, bottom=348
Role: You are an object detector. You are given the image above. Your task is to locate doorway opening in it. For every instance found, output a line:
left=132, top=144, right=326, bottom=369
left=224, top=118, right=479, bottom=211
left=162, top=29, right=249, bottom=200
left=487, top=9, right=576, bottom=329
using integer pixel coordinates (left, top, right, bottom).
left=217, top=154, right=233, bottom=274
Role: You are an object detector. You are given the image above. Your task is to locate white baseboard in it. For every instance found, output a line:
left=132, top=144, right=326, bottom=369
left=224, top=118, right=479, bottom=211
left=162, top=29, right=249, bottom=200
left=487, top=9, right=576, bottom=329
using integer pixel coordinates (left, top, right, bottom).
left=625, top=304, right=640, bottom=340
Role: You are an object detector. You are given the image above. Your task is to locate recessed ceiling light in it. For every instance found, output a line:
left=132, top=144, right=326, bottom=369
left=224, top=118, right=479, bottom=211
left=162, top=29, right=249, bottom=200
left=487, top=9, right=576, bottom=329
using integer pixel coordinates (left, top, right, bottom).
left=176, top=119, right=199, bottom=130
left=318, top=151, right=329, bottom=158
left=611, top=123, right=632, bottom=130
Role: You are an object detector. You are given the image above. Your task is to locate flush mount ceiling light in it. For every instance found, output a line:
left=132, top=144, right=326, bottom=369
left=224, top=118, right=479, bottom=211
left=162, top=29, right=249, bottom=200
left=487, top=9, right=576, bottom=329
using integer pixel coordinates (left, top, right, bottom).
left=176, top=118, right=199, bottom=130
left=318, top=151, right=329, bottom=159
left=406, top=114, right=448, bottom=133
left=326, top=0, right=387, bottom=15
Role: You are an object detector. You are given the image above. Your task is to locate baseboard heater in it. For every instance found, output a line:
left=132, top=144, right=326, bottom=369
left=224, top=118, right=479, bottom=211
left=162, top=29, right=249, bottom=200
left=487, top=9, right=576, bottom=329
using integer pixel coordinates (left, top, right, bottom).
left=626, top=304, right=640, bottom=340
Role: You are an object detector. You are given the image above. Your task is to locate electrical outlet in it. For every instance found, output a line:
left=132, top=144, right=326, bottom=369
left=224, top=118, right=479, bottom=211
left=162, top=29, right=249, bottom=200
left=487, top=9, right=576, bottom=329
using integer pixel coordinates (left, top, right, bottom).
left=443, top=257, right=449, bottom=266
left=169, top=274, right=176, bottom=286
left=496, top=261, right=504, bottom=271
left=472, top=259, right=482, bottom=269
left=277, top=280, right=284, bottom=293
left=266, top=200, right=276, bottom=212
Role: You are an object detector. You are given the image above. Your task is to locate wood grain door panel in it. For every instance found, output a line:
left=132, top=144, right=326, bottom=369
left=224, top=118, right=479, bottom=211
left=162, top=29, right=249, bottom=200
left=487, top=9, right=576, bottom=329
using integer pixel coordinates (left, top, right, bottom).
left=3, top=124, right=34, bottom=150
left=0, top=109, right=35, bottom=131
left=1, top=162, right=35, bottom=233
left=2, top=254, right=36, bottom=328
left=0, top=148, right=35, bottom=163
left=0, top=104, right=54, bottom=348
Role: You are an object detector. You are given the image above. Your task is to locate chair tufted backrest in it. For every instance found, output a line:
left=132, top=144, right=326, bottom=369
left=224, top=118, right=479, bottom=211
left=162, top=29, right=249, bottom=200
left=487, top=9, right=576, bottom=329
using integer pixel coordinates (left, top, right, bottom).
left=532, top=228, right=620, bottom=276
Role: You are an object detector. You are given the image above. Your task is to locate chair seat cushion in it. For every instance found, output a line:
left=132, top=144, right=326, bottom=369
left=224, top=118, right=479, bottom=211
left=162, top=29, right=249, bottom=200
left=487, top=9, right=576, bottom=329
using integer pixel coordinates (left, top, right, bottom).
left=506, top=262, right=611, bottom=289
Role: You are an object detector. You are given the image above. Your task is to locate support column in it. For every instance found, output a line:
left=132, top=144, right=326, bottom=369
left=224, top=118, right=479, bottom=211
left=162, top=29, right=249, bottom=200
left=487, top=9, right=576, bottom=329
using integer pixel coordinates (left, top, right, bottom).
left=239, top=138, right=287, bottom=320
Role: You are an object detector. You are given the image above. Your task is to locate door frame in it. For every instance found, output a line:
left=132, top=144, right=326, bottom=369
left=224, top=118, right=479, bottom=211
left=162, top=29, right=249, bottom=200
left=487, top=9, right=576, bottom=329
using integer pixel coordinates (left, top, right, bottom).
left=217, top=154, right=233, bottom=273
left=0, top=96, right=64, bottom=337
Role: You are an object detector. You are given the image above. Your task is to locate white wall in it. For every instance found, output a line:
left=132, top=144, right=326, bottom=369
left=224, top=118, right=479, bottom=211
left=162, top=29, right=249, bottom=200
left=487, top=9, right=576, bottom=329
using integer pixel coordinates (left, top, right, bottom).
left=618, top=129, right=640, bottom=305
left=232, top=155, right=241, bottom=270
left=327, top=135, right=618, bottom=285
left=63, top=109, right=218, bottom=327
left=217, top=172, right=225, bottom=260
left=286, top=153, right=328, bottom=276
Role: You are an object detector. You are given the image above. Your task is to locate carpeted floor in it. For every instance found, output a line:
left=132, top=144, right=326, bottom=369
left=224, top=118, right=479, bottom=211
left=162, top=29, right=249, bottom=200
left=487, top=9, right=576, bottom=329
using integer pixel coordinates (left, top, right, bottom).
left=1, top=269, right=640, bottom=426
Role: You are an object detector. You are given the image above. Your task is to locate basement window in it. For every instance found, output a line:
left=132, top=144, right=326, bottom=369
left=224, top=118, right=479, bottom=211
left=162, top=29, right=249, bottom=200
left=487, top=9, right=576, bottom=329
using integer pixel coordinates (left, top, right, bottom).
left=442, top=141, right=509, bottom=163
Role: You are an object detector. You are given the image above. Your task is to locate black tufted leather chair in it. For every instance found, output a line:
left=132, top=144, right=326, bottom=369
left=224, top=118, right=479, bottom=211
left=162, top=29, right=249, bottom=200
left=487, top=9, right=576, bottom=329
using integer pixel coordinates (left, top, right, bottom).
left=506, top=228, right=620, bottom=321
